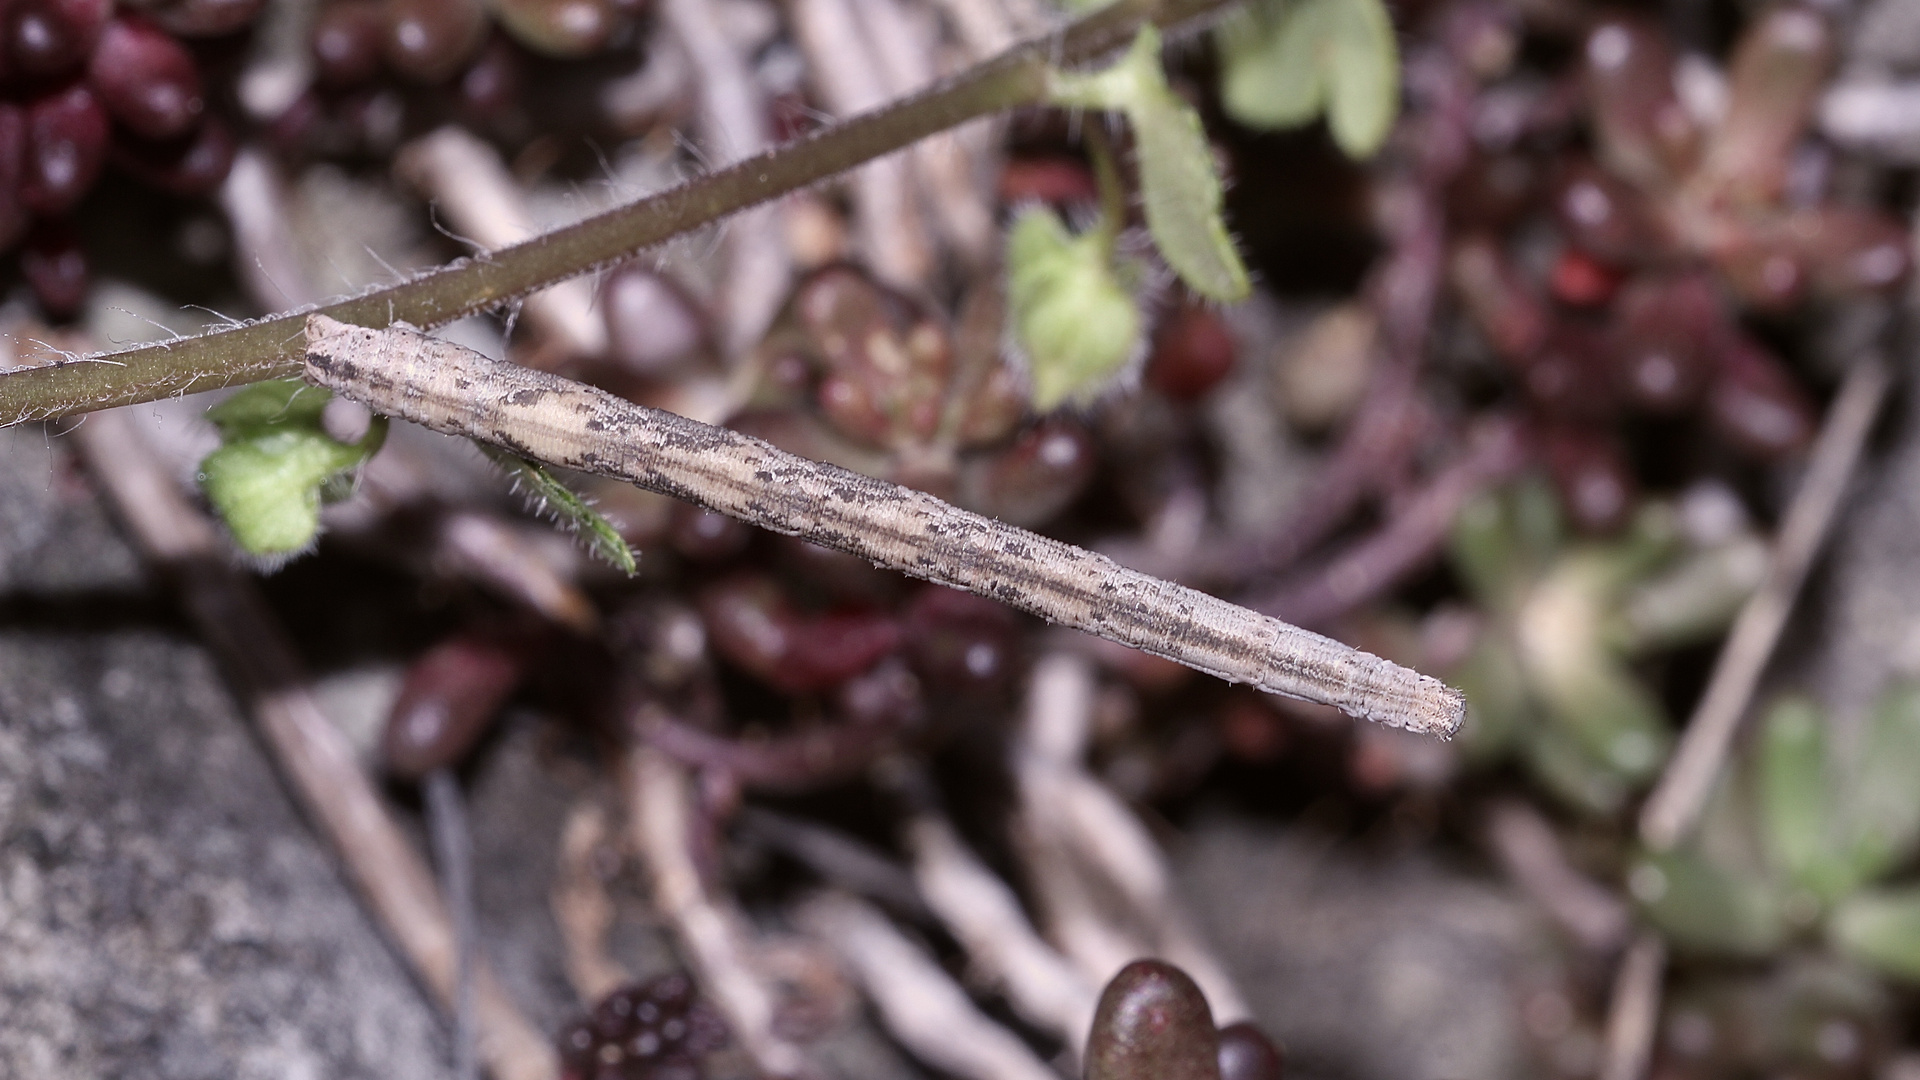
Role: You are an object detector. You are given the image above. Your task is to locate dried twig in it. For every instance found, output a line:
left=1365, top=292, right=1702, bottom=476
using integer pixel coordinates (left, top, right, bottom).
left=791, top=0, right=936, bottom=287
left=796, top=892, right=1063, bottom=1080
left=659, top=0, right=792, bottom=357
left=1597, top=933, right=1666, bottom=1080
left=221, top=147, right=323, bottom=310
left=304, top=315, right=1465, bottom=734
left=904, top=810, right=1099, bottom=1043
left=1639, top=354, right=1891, bottom=850
left=846, top=0, right=999, bottom=265
left=551, top=800, right=635, bottom=1004
left=396, top=127, right=608, bottom=359
left=1011, top=652, right=1250, bottom=1021
left=625, top=743, right=809, bottom=1078
left=1248, top=417, right=1527, bottom=628
left=1486, top=800, right=1630, bottom=954
left=70, top=406, right=556, bottom=1080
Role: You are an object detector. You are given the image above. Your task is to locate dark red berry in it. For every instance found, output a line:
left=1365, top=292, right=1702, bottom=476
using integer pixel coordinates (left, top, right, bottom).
left=1705, top=334, right=1814, bottom=459
left=668, top=504, right=753, bottom=563
left=382, top=632, right=529, bottom=779
left=88, top=17, right=205, bottom=141
left=6, top=0, right=109, bottom=78
left=559, top=974, right=728, bottom=1080
left=1550, top=160, right=1664, bottom=265
left=148, top=0, right=265, bottom=38
left=1547, top=249, right=1620, bottom=308
left=1216, top=1022, right=1284, bottom=1080
left=1519, top=324, right=1616, bottom=421
left=20, top=82, right=108, bottom=217
left=21, top=218, right=87, bottom=320
left=1146, top=302, right=1237, bottom=401
left=1609, top=273, right=1720, bottom=413
left=902, top=585, right=1018, bottom=697
left=1085, top=960, right=1220, bottom=1080
left=0, top=104, right=29, bottom=252
left=310, top=0, right=386, bottom=87
left=959, top=418, right=1096, bottom=528
left=112, top=113, right=234, bottom=196
left=1543, top=424, right=1635, bottom=533
left=998, top=156, right=1098, bottom=206
left=697, top=574, right=902, bottom=694
left=457, top=35, right=526, bottom=120
left=383, top=0, right=488, bottom=83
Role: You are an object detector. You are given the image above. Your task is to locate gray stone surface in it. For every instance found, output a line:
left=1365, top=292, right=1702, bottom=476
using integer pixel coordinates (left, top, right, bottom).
left=1178, top=820, right=1550, bottom=1080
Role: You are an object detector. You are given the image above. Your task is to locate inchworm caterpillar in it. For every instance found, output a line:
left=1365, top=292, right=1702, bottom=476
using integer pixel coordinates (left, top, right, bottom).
left=303, top=314, right=1465, bottom=736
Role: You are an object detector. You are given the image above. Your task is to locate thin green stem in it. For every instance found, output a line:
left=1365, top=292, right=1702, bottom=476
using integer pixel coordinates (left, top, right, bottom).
left=0, top=0, right=1235, bottom=428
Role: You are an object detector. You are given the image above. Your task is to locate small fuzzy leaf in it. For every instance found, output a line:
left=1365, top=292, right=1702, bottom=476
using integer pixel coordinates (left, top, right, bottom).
left=479, top=444, right=638, bottom=575
left=1218, top=0, right=1329, bottom=131
left=1048, top=28, right=1251, bottom=302
left=1831, top=887, right=1920, bottom=982
left=1837, top=681, right=1920, bottom=885
left=1757, top=695, right=1852, bottom=900
left=1216, top=0, right=1399, bottom=158
left=1005, top=206, right=1143, bottom=410
left=207, top=377, right=332, bottom=437
left=201, top=428, right=382, bottom=555
left=198, top=379, right=386, bottom=557
left=1633, top=849, right=1789, bottom=956
left=1323, top=0, right=1400, bottom=157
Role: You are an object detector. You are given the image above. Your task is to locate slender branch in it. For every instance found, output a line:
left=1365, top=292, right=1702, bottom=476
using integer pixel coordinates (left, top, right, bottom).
left=796, top=892, right=1063, bottom=1080
left=1638, top=353, right=1890, bottom=850
left=304, top=315, right=1465, bottom=734
left=0, top=0, right=1227, bottom=427
left=1597, top=933, right=1666, bottom=1080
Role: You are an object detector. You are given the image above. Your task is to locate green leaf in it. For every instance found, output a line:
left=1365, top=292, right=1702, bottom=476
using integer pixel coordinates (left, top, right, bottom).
left=1449, top=633, right=1529, bottom=761
left=1837, top=681, right=1920, bottom=886
left=198, top=379, right=387, bottom=557
left=1323, top=0, right=1400, bottom=157
left=1215, top=0, right=1400, bottom=158
left=1831, top=887, right=1920, bottom=982
left=1047, top=28, right=1251, bottom=302
left=477, top=445, right=638, bottom=576
left=1218, top=0, right=1328, bottom=131
left=1633, top=848, right=1789, bottom=957
left=1005, top=206, right=1143, bottom=410
left=1756, top=695, right=1854, bottom=900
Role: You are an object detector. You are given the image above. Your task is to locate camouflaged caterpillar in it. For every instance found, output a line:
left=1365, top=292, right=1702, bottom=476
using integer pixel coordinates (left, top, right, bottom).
left=302, top=313, right=1465, bottom=736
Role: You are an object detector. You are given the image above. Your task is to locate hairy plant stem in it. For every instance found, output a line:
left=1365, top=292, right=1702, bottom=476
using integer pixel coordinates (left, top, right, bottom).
left=0, top=0, right=1230, bottom=427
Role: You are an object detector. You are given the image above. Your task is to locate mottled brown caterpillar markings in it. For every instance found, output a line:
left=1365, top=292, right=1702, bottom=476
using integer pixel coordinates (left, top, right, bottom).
left=304, top=314, right=1465, bottom=736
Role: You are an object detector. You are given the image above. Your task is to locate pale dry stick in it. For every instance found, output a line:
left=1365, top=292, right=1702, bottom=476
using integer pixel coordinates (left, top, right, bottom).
left=847, top=0, right=999, bottom=265
left=1597, top=933, right=1667, bottom=1080
left=1486, top=800, right=1630, bottom=954
left=659, top=0, right=792, bottom=358
left=69, top=407, right=557, bottom=1080
left=395, top=128, right=608, bottom=359
left=905, top=812, right=1100, bottom=1043
left=304, top=316, right=1466, bottom=734
left=551, top=801, right=636, bottom=1004
left=625, top=744, right=810, bottom=1078
left=928, top=0, right=1020, bottom=55
left=1013, top=823, right=1153, bottom=985
left=220, top=148, right=324, bottom=310
left=790, top=0, right=937, bottom=288
left=1639, top=354, right=1891, bottom=850
left=796, top=892, right=1065, bottom=1080
left=426, top=768, right=482, bottom=1080
left=1014, top=652, right=1250, bottom=1021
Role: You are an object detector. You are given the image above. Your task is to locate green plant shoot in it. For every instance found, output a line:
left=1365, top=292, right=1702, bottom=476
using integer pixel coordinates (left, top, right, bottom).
left=1217, top=0, right=1401, bottom=158
left=477, top=444, right=638, bottom=576
left=198, top=379, right=388, bottom=558
left=1005, top=205, right=1144, bottom=410
left=1047, top=27, right=1251, bottom=302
